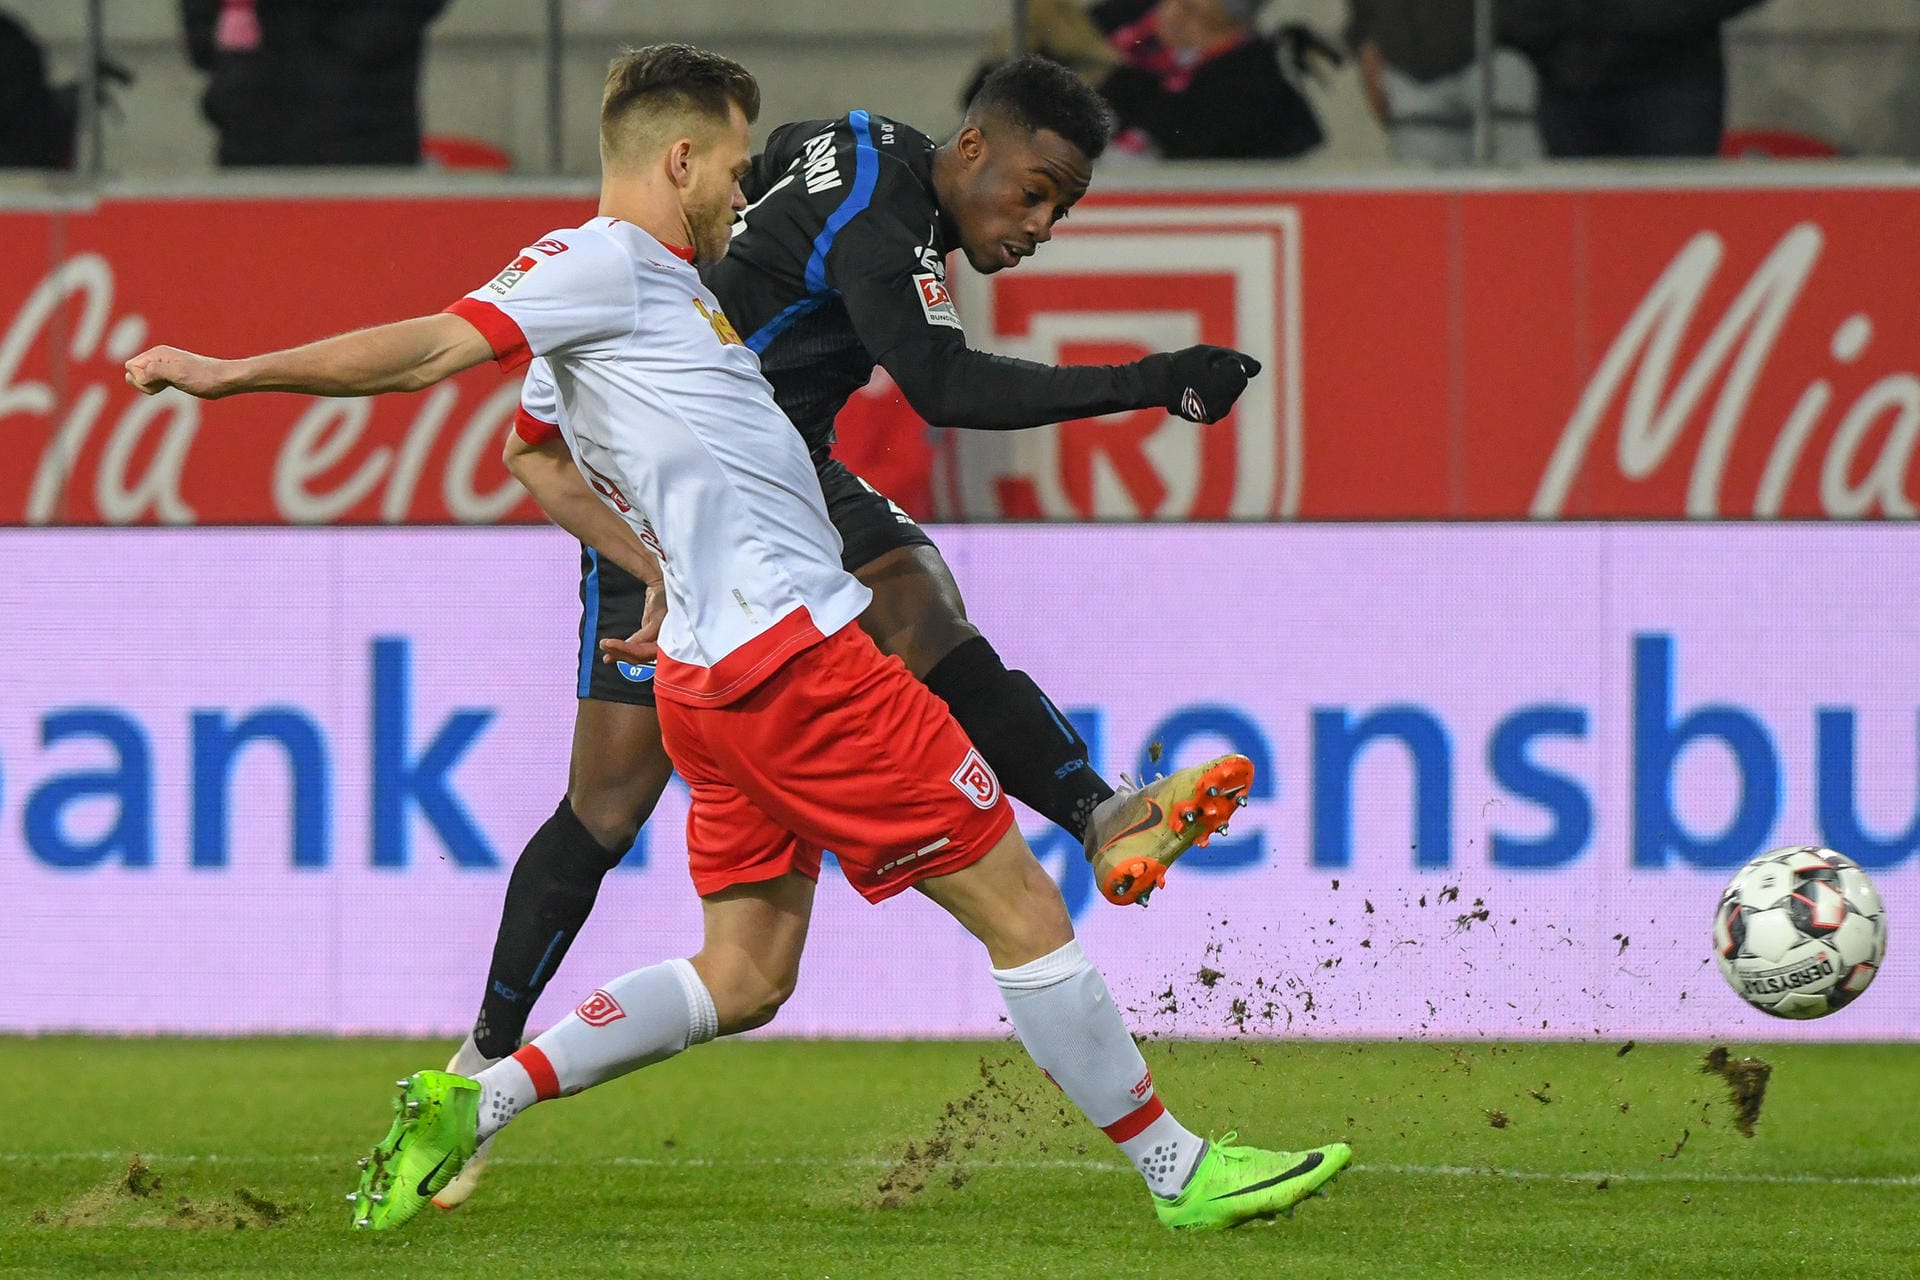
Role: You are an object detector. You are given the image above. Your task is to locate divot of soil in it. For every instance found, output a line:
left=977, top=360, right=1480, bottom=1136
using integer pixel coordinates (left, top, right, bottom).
left=1701, top=1046, right=1772, bottom=1137
left=32, top=1154, right=294, bottom=1230
left=1485, top=1109, right=1511, bottom=1129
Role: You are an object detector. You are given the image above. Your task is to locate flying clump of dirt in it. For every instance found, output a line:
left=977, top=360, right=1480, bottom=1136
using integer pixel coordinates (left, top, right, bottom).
left=1702, top=1046, right=1772, bottom=1137
left=31, top=1154, right=293, bottom=1230
left=871, top=1055, right=1078, bottom=1209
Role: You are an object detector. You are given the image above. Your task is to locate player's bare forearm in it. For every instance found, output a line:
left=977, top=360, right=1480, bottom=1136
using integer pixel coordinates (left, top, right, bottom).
left=504, top=430, right=663, bottom=589
left=124, top=313, right=492, bottom=400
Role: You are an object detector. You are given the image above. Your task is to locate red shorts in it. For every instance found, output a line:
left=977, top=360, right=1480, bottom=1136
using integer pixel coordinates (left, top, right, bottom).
left=655, top=622, right=1017, bottom=903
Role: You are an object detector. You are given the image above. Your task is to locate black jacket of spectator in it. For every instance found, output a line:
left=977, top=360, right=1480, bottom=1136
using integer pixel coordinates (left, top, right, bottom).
left=0, top=10, right=73, bottom=167
left=1500, top=0, right=1765, bottom=95
left=1093, top=0, right=1322, bottom=159
left=1344, top=0, right=1481, bottom=83
left=182, top=0, right=448, bottom=166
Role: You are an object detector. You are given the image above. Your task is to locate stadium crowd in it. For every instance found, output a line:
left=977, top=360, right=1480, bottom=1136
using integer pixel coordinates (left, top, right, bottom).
left=1, top=0, right=1779, bottom=171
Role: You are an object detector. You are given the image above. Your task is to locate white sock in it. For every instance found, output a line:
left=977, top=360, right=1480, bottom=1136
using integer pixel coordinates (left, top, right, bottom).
left=474, top=958, right=718, bottom=1143
left=991, top=940, right=1206, bottom=1197
left=447, top=1034, right=499, bottom=1078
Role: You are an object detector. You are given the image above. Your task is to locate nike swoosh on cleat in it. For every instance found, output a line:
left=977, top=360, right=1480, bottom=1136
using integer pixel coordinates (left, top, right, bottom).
left=1099, top=799, right=1164, bottom=853
left=1210, top=1151, right=1324, bottom=1200
left=416, top=1152, right=454, bottom=1196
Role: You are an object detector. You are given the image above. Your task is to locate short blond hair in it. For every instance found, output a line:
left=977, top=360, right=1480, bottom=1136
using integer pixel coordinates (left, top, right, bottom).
left=600, top=43, right=760, bottom=166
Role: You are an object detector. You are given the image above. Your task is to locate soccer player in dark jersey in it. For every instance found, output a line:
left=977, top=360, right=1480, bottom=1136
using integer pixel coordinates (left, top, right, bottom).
left=438, top=56, right=1265, bottom=1205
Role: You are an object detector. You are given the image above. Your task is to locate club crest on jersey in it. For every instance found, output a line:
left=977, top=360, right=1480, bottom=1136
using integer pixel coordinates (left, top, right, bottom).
left=914, top=272, right=962, bottom=330
left=488, top=254, right=539, bottom=296
left=585, top=464, right=632, bottom=513
left=801, top=130, right=841, bottom=195
left=950, top=748, right=1002, bottom=810
left=576, top=989, right=626, bottom=1027
left=692, top=296, right=743, bottom=346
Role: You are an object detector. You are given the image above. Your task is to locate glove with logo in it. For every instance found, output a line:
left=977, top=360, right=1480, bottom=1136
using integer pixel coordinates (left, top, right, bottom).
left=1139, top=346, right=1263, bottom=424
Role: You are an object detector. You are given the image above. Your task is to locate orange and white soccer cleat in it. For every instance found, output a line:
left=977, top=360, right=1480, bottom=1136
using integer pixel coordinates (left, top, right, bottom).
left=1084, top=753, right=1253, bottom=906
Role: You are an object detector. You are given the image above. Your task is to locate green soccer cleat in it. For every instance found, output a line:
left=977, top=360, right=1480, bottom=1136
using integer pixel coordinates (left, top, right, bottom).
left=1153, top=1134, right=1351, bottom=1231
left=347, top=1070, right=479, bottom=1231
left=430, top=1041, right=500, bottom=1211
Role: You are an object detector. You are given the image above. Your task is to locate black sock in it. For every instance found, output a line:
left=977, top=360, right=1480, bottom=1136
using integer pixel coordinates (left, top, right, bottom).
left=923, top=636, right=1115, bottom=842
left=472, top=798, right=626, bottom=1058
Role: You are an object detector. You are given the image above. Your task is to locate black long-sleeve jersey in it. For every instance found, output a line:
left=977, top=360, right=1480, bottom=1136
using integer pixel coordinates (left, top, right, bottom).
left=701, top=111, right=1161, bottom=460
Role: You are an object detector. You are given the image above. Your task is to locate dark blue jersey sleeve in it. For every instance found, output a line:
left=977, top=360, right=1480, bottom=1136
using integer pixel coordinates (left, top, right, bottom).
left=824, top=158, right=1161, bottom=431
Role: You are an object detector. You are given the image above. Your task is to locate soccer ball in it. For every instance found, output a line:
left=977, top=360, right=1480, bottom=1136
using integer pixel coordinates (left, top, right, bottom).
left=1714, top=845, right=1887, bottom=1019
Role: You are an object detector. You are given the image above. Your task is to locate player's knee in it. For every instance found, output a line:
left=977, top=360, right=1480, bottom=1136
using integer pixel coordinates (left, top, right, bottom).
left=567, top=783, right=655, bottom=855
left=884, top=612, right=981, bottom=679
left=987, top=856, right=1076, bottom=966
left=715, top=972, right=798, bottom=1036
left=695, top=951, right=800, bottom=1036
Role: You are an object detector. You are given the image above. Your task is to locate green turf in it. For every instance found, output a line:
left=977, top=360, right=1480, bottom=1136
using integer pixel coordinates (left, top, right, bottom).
left=0, top=1038, right=1915, bottom=1278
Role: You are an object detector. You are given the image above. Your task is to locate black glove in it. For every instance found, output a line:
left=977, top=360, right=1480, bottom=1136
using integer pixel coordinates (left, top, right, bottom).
left=1139, top=345, right=1263, bottom=424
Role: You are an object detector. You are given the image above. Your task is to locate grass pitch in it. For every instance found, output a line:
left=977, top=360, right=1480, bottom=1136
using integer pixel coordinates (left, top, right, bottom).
left=0, top=1037, right=1915, bottom=1278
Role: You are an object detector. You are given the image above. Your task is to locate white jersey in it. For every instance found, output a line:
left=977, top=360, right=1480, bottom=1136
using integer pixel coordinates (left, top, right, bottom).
left=451, top=217, right=870, bottom=705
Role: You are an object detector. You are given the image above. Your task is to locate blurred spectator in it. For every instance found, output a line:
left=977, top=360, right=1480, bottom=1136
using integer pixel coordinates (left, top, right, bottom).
left=1346, top=0, right=1539, bottom=164
left=977, top=0, right=1331, bottom=160
left=1503, top=0, right=1769, bottom=158
left=0, top=9, right=130, bottom=169
left=182, top=0, right=448, bottom=166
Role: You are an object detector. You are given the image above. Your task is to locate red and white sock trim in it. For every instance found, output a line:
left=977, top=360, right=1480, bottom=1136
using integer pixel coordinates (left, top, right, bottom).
left=1100, top=1095, right=1167, bottom=1143
left=512, top=1044, right=560, bottom=1101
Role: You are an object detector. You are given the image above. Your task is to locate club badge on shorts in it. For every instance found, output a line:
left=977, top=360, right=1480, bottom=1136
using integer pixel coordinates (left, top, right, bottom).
left=949, top=747, right=1002, bottom=809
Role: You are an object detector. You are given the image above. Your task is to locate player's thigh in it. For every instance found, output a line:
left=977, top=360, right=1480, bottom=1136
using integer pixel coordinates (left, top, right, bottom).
left=691, top=871, right=817, bottom=1032
left=566, top=697, right=673, bottom=848
left=853, top=544, right=981, bottom=679
left=915, top=825, right=1074, bottom=970
left=566, top=546, right=672, bottom=846
left=815, top=456, right=978, bottom=677
left=704, top=625, right=1013, bottom=904
left=658, top=697, right=828, bottom=904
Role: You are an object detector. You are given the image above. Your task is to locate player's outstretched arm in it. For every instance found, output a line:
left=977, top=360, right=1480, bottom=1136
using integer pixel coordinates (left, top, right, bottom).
left=124, top=313, right=494, bottom=400
left=880, top=336, right=1263, bottom=429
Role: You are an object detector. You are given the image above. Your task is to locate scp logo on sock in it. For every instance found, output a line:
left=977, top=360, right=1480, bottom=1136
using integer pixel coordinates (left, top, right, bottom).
left=950, top=748, right=1002, bottom=810
left=576, top=989, right=626, bottom=1027
left=1131, top=1070, right=1154, bottom=1101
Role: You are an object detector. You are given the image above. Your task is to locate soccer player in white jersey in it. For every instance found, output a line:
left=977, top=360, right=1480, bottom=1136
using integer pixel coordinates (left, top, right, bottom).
left=124, top=43, right=1348, bottom=1233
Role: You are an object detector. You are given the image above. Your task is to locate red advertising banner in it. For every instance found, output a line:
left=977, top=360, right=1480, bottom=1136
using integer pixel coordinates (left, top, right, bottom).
left=5, top=179, right=1919, bottom=524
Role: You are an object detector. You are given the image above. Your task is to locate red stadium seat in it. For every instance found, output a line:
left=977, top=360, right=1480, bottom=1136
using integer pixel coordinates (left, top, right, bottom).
left=1720, top=128, right=1841, bottom=159
left=422, top=134, right=514, bottom=171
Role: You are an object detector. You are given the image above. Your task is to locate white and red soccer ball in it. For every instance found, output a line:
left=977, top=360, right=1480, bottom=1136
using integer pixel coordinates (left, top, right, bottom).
left=1714, top=845, right=1888, bottom=1020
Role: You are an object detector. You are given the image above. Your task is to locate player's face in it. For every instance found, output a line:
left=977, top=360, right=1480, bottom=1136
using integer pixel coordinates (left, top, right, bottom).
left=687, top=104, right=753, bottom=266
left=950, top=124, right=1092, bottom=275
